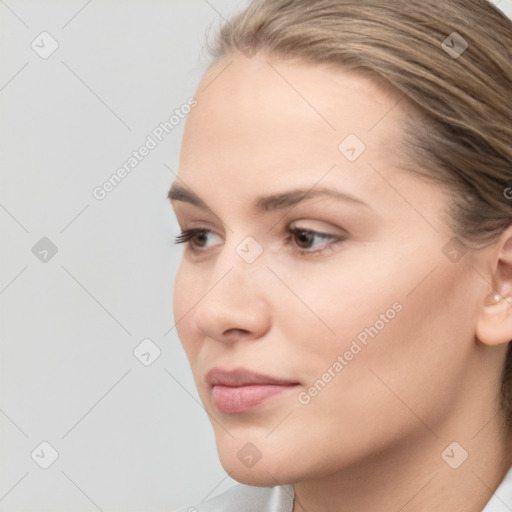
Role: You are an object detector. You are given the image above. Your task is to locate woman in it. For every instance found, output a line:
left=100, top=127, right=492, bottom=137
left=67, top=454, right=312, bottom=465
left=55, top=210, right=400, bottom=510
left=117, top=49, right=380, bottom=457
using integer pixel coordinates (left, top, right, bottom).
left=169, top=0, right=512, bottom=510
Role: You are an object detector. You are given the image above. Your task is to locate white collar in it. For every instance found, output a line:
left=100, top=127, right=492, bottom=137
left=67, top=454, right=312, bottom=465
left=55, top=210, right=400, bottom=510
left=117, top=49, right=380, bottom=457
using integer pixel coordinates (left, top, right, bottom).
left=274, top=465, right=512, bottom=512
left=481, top=464, right=512, bottom=511
left=179, top=465, right=512, bottom=512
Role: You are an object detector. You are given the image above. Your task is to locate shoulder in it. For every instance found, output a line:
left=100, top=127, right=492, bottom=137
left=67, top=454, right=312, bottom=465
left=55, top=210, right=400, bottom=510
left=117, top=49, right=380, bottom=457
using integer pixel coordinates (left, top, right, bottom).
left=172, top=483, right=294, bottom=512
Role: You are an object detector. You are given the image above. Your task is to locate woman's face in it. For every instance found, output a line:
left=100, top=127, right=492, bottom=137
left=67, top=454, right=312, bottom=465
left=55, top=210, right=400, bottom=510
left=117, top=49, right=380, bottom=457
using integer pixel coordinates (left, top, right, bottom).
left=170, top=53, right=494, bottom=485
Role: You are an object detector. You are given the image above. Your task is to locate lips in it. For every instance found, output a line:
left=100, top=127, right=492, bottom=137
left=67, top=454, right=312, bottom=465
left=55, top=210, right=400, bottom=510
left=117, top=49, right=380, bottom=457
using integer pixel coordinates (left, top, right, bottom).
left=206, top=367, right=300, bottom=414
left=206, top=367, right=298, bottom=387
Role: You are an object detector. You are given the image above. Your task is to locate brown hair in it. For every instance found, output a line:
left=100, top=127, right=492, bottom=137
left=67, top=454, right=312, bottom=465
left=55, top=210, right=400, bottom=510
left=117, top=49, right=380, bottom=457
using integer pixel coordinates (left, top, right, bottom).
left=204, top=0, right=512, bottom=433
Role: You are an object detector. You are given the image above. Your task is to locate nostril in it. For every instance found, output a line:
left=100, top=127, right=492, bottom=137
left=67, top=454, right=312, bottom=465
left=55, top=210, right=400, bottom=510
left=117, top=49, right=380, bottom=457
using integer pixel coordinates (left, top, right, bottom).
left=223, top=328, right=251, bottom=337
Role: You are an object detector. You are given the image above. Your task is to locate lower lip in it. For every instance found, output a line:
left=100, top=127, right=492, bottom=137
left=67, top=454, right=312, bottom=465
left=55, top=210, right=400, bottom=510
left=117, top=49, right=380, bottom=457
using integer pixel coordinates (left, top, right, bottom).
left=211, top=384, right=298, bottom=414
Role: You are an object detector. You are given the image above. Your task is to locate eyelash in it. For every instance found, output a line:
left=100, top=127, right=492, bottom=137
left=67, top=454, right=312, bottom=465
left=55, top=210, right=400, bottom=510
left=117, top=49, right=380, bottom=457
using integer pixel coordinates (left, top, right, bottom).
left=173, top=227, right=345, bottom=257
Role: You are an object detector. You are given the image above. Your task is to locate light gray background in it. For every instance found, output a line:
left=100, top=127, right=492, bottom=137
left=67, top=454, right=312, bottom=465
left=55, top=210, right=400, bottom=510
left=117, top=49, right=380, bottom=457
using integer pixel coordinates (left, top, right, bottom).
left=1, top=1, right=511, bottom=511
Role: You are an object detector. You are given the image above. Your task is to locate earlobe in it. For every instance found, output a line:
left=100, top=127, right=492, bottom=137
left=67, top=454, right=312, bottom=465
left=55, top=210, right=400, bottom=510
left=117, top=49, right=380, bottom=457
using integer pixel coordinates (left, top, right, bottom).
left=475, top=225, right=512, bottom=347
left=476, top=293, right=512, bottom=346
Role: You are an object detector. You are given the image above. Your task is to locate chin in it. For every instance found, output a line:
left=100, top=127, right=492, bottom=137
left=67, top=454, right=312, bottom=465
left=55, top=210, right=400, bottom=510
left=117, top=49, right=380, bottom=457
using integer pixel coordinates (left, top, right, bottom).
left=216, top=441, right=299, bottom=487
left=224, top=467, right=279, bottom=487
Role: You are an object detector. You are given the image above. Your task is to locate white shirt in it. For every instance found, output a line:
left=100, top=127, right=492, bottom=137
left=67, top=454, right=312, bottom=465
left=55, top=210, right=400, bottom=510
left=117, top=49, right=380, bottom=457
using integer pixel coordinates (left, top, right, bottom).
left=172, top=464, right=512, bottom=512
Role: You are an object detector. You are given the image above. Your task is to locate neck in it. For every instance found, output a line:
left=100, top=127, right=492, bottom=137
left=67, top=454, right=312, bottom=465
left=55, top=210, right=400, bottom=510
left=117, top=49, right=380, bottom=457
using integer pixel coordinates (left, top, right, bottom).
left=292, top=416, right=512, bottom=512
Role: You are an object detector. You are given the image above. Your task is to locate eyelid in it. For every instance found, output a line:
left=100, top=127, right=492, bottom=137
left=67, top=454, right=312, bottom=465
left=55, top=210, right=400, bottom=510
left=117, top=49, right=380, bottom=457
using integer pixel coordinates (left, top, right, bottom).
left=174, top=223, right=347, bottom=258
left=174, top=221, right=343, bottom=243
left=289, top=220, right=349, bottom=238
left=174, top=226, right=221, bottom=246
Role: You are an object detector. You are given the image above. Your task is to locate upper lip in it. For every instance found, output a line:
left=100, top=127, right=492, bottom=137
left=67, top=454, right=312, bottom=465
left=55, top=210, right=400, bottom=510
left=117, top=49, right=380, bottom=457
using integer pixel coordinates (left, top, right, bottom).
left=206, top=367, right=299, bottom=387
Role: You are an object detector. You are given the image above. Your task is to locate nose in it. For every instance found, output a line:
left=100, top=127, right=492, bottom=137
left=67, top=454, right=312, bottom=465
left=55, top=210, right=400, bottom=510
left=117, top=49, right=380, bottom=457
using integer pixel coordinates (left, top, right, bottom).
left=192, top=248, right=272, bottom=345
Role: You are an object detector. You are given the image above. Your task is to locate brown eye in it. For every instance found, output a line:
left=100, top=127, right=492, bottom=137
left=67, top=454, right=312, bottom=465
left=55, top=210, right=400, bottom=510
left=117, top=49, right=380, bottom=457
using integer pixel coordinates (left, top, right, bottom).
left=174, top=228, right=221, bottom=251
left=291, top=230, right=316, bottom=249
left=191, top=231, right=208, bottom=247
left=288, top=227, right=344, bottom=256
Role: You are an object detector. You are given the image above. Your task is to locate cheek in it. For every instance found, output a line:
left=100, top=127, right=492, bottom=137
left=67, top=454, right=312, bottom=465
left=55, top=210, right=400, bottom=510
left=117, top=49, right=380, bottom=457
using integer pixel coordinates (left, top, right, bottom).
left=288, top=258, right=477, bottom=439
left=271, top=254, right=410, bottom=364
left=173, top=261, right=202, bottom=362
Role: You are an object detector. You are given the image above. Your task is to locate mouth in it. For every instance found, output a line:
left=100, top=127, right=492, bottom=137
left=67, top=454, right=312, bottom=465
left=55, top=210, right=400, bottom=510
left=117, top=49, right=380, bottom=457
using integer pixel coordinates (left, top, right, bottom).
left=206, top=367, right=300, bottom=414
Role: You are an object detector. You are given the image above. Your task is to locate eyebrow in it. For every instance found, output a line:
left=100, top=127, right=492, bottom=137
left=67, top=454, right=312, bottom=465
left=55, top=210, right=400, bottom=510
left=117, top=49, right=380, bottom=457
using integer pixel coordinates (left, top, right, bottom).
left=168, top=182, right=370, bottom=213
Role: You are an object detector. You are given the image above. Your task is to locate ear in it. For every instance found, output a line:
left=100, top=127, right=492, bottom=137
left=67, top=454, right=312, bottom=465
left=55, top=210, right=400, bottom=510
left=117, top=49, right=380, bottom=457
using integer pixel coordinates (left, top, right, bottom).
left=476, top=225, right=512, bottom=346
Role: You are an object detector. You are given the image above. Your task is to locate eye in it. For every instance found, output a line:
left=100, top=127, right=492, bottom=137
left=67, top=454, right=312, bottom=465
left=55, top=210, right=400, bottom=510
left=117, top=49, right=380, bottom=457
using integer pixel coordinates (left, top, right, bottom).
left=174, top=226, right=345, bottom=257
left=174, top=228, right=221, bottom=250
left=287, top=227, right=344, bottom=256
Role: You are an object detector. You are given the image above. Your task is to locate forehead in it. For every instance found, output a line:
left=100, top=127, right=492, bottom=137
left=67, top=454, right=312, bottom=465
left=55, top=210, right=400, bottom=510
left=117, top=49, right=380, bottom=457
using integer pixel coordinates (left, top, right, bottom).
left=177, top=53, right=415, bottom=208
left=183, top=54, right=405, bottom=158
left=197, top=54, right=402, bottom=128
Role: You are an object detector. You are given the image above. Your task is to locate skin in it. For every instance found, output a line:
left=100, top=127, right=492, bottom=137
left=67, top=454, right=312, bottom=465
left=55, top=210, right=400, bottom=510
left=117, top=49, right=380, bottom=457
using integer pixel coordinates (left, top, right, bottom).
left=170, top=52, right=512, bottom=512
